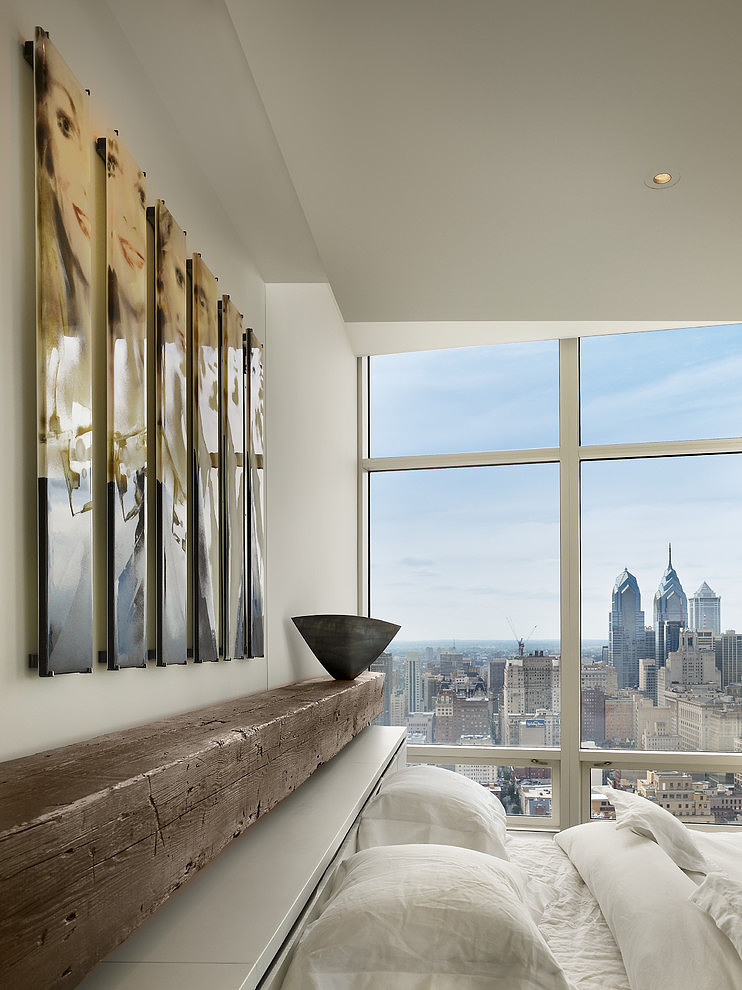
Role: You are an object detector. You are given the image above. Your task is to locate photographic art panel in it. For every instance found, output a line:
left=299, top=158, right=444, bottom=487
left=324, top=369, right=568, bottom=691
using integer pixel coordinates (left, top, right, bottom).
left=191, top=255, right=220, bottom=662
left=221, top=297, right=245, bottom=660
left=34, top=28, right=93, bottom=675
left=103, top=132, right=147, bottom=669
left=248, top=330, right=265, bottom=658
left=154, top=201, right=188, bottom=665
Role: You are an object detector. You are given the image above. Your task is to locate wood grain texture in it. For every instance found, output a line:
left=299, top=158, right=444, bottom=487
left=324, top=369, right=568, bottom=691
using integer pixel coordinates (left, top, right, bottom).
left=0, top=672, right=384, bottom=990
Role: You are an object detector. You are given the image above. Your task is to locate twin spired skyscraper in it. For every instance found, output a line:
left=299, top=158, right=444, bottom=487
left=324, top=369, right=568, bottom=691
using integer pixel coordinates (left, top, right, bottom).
left=609, top=546, right=718, bottom=688
left=653, top=545, right=688, bottom=666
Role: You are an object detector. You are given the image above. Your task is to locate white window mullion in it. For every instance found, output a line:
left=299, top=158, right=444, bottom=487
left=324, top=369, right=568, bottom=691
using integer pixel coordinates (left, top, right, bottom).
left=357, top=357, right=370, bottom=616
left=559, top=337, right=582, bottom=828
left=362, top=448, right=560, bottom=472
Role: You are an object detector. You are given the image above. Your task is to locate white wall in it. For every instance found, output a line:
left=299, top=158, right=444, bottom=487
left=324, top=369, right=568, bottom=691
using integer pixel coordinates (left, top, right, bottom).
left=0, top=1, right=357, bottom=760
left=265, top=283, right=359, bottom=685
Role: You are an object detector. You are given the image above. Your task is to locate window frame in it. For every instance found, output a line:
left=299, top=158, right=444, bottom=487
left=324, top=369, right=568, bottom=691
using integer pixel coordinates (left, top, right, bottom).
left=360, top=334, right=742, bottom=831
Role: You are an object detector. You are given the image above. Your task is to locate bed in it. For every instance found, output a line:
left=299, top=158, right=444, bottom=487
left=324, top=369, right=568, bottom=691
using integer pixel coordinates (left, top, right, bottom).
left=274, top=765, right=742, bottom=990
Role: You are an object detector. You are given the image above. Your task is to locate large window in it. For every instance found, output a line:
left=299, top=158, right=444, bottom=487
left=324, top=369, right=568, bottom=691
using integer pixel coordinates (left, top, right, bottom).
left=581, top=454, right=742, bottom=753
left=370, top=341, right=558, bottom=457
left=580, top=323, right=742, bottom=446
left=364, top=324, right=742, bottom=829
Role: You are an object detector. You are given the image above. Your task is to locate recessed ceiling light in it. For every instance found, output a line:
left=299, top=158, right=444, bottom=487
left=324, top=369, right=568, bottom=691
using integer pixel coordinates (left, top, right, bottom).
left=644, top=169, right=680, bottom=189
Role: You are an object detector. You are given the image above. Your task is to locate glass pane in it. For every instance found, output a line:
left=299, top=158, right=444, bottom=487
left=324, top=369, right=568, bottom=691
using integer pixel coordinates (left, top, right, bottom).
left=581, top=454, right=742, bottom=751
left=580, top=323, right=742, bottom=446
left=371, top=464, right=560, bottom=747
left=590, top=767, right=742, bottom=826
left=409, top=762, right=553, bottom=819
left=369, top=341, right=558, bottom=457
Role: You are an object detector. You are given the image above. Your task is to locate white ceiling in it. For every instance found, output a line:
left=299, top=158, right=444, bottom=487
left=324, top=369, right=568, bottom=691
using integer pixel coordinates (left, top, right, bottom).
left=111, top=0, right=742, bottom=325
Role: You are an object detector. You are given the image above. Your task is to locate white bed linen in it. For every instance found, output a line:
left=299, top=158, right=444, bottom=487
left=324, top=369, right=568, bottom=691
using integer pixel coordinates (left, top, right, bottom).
left=692, top=828, right=742, bottom=884
left=357, top=765, right=509, bottom=860
left=280, top=843, right=575, bottom=990
left=507, top=832, right=630, bottom=990
left=593, top=784, right=708, bottom=871
left=555, top=821, right=742, bottom=990
left=690, top=872, right=742, bottom=958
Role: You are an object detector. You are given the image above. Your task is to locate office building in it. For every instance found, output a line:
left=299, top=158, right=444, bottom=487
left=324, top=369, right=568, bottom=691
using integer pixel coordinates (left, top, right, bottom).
left=504, top=653, right=559, bottom=718
left=609, top=568, right=645, bottom=689
left=719, top=631, right=742, bottom=689
left=405, top=652, right=423, bottom=715
left=653, top=546, right=688, bottom=665
left=638, top=658, right=659, bottom=704
left=581, top=660, right=619, bottom=695
left=688, top=582, right=721, bottom=635
left=369, top=651, right=394, bottom=725
left=665, top=630, right=720, bottom=688
left=581, top=687, right=606, bottom=745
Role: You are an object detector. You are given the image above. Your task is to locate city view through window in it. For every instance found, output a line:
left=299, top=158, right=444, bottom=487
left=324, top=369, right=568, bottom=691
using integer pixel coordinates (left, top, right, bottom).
left=368, top=326, right=742, bottom=825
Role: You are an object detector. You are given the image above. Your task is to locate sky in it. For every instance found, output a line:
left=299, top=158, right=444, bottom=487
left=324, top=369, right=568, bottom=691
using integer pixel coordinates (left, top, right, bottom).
left=369, top=324, right=742, bottom=643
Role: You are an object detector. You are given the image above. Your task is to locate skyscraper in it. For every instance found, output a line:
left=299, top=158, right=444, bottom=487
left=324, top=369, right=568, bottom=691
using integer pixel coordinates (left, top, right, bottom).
left=639, top=657, right=659, bottom=704
left=369, top=651, right=394, bottom=725
left=503, top=653, right=558, bottom=716
left=609, top=568, right=645, bottom=689
left=688, top=581, right=721, bottom=635
left=719, top=630, right=742, bottom=689
left=653, top=544, right=687, bottom=666
left=405, top=651, right=423, bottom=714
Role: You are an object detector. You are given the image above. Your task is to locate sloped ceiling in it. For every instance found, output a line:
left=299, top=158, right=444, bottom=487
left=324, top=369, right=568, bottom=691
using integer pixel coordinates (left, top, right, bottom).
left=111, top=0, right=742, bottom=324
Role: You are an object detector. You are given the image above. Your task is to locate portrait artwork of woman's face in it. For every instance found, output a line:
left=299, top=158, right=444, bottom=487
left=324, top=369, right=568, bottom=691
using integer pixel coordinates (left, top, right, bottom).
left=107, top=133, right=146, bottom=335
left=35, top=29, right=92, bottom=457
left=105, top=132, right=148, bottom=667
left=34, top=29, right=93, bottom=673
left=36, top=34, right=91, bottom=315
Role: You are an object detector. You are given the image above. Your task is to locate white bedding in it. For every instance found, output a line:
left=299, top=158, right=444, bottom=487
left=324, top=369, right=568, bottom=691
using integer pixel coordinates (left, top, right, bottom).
left=555, top=822, right=742, bottom=990
left=507, top=832, right=630, bottom=990
left=280, top=784, right=742, bottom=990
left=280, top=843, right=575, bottom=990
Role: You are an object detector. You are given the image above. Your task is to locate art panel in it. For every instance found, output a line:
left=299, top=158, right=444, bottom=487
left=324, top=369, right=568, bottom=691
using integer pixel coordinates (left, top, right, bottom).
left=154, top=201, right=188, bottom=665
left=191, top=255, right=220, bottom=662
left=103, top=132, right=147, bottom=668
left=221, top=297, right=245, bottom=660
left=34, top=28, right=93, bottom=674
left=248, top=330, right=265, bottom=658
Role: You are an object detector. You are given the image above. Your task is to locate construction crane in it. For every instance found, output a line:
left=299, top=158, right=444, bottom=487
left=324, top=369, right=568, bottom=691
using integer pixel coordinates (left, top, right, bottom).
left=507, top=618, right=537, bottom=657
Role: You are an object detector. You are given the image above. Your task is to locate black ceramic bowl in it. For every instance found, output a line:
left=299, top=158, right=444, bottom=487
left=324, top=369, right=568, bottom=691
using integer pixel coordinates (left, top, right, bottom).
left=291, top=614, right=401, bottom=680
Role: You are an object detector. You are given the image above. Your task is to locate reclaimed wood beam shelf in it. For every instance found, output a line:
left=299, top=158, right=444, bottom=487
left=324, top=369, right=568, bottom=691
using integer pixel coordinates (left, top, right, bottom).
left=0, top=672, right=384, bottom=990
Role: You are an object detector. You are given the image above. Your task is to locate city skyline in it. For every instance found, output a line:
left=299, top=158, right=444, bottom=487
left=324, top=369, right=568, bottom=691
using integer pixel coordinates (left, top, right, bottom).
left=371, top=324, right=742, bottom=642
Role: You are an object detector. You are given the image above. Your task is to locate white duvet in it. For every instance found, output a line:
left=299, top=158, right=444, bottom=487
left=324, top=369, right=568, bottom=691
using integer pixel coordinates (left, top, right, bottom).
left=555, top=822, right=742, bottom=990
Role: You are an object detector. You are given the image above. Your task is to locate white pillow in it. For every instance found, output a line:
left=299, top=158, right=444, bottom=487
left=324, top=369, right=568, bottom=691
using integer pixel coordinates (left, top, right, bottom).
left=690, top=872, right=742, bottom=959
left=280, top=844, right=575, bottom=990
left=594, top=785, right=707, bottom=872
left=690, top=830, right=742, bottom=884
left=357, top=764, right=509, bottom=860
left=555, top=822, right=742, bottom=990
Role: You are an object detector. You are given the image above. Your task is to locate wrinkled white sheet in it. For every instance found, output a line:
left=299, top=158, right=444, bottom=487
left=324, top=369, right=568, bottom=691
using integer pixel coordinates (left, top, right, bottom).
left=508, top=832, right=630, bottom=990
